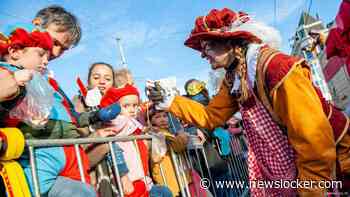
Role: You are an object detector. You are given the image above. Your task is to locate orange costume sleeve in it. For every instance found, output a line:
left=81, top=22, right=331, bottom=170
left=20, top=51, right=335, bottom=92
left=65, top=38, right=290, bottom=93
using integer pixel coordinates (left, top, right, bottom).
left=272, top=64, right=336, bottom=194
left=169, top=81, right=239, bottom=131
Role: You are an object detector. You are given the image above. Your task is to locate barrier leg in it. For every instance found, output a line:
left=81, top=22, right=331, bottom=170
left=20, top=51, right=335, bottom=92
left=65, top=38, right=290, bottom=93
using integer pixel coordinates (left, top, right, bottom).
left=108, top=142, right=124, bottom=197
left=29, top=146, right=41, bottom=197
left=200, top=147, right=217, bottom=197
left=74, top=145, right=86, bottom=183
left=170, top=149, right=188, bottom=197
left=159, top=163, right=168, bottom=185
left=178, top=154, right=191, bottom=197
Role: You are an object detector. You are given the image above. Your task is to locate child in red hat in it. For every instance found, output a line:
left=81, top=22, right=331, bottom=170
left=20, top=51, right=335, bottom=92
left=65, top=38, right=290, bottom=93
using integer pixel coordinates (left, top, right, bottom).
left=0, top=27, right=52, bottom=126
left=0, top=27, right=52, bottom=106
left=0, top=26, right=99, bottom=197
left=0, top=26, right=119, bottom=197
left=100, top=84, right=172, bottom=197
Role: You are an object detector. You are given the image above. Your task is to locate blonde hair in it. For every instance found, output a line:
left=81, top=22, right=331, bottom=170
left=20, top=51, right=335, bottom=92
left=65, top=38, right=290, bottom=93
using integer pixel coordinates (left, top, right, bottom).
left=115, top=68, right=134, bottom=88
left=236, top=60, right=250, bottom=103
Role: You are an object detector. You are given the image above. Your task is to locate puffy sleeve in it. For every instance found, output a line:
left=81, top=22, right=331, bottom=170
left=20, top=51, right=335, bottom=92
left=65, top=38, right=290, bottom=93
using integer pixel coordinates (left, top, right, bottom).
left=169, top=82, right=238, bottom=131
left=272, top=64, right=336, bottom=192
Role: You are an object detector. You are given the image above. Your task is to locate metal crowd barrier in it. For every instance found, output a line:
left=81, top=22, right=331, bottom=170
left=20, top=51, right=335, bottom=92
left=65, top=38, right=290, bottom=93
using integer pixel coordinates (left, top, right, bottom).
left=225, top=134, right=249, bottom=196
left=158, top=133, right=249, bottom=197
left=26, top=133, right=249, bottom=197
left=26, top=135, right=153, bottom=197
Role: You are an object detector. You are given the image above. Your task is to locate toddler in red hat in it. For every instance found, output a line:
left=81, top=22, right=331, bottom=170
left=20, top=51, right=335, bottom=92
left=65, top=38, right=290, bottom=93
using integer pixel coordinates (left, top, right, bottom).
left=100, top=84, right=172, bottom=197
left=0, top=27, right=52, bottom=104
left=0, top=26, right=98, bottom=197
left=0, top=27, right=53, bottom=126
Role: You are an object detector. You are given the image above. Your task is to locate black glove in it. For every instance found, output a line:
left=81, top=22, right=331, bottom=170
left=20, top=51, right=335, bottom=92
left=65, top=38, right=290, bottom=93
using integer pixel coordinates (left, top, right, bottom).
left=145, top=81, right=164, bottom=103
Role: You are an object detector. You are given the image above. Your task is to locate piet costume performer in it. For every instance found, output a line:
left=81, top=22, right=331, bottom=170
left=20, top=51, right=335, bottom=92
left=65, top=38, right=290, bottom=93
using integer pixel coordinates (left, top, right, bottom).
left=147, top=8, right=350, bottom=196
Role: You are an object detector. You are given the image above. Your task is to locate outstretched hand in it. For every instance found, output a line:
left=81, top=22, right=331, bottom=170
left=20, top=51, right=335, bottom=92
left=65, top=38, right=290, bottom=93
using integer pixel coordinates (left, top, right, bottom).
left=145, top=80, right=176, bottom=110
left=145, top=80, right=164, bottom=103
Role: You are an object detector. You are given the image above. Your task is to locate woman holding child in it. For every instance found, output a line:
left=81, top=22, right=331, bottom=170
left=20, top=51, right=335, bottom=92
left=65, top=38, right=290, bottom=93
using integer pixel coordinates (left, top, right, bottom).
left=74, top=63, right=172, bottom=197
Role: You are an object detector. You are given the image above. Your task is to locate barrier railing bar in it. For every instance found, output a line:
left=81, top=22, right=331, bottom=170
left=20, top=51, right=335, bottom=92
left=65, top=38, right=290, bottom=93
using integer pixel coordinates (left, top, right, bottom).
left=184, top=152, right=200, bottom=197
left=29, top=146, right=41, bottom=197
left=27, top=135, right=152, bottom=197
left=133, top=139, right=147, bottom=185
left=109, top=142, right=124, bottom=197
left=194, top=148, right=204, bottom=178
left=231, top=137, right=249, bottom=181
left=229, top=146, right=245, bottom=182
left=159, top=163, right=168, bottom=186
left=186, top=150, right=194, bottom=170
left=178, top=154, right=191, bottom=197
left=26, top=135, right=153, bottom=147
left=201, top=148, right=217, bottom=197
left=170, top=148, right=187, bottom=197
left=74, top=144, right=86, bottom=183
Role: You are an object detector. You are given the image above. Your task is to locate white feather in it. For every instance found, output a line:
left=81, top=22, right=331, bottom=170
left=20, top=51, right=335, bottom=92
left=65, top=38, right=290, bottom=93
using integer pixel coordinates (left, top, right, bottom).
left=232, top=19, right=282, bottom=49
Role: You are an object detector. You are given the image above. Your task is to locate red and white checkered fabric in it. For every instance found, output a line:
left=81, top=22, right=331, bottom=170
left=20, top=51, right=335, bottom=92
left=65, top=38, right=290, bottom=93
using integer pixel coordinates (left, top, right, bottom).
left=241, top=96, right=297, bottom=196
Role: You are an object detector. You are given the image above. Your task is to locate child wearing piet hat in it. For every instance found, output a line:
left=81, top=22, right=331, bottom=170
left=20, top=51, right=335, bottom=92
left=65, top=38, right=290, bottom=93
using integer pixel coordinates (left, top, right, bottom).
left=100, top=84, right=172, bottom=197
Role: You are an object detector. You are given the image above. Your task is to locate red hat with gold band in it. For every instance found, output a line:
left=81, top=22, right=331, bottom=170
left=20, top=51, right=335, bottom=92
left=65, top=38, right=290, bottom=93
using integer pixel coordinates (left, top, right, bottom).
left=185, top=8, right=281, bottom=51
left=0, top=27, right=53, bottom=56
left=100, top=84, right=140, bottom=107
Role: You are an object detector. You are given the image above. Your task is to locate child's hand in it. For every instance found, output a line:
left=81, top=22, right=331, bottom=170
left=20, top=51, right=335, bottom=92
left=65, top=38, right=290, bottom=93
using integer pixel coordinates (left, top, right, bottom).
left=96, top=127, right=117, bottom=137
left=14, top=69, right=34, bottom=86
left=176, top=131, right=189, bottom=145
left=151, top=126, right=161, bottom=133
left=142, top=126, right=152, bottom=133
left=170, top=131, right=189, bottom=153
left=197, top=129, right=206, bottom=144
left=121, top=175, right=134, bottom=195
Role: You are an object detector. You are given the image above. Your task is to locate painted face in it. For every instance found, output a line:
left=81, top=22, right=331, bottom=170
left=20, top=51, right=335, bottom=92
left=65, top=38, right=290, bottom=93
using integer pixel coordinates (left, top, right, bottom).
left=200, top=40, right=234, bottom=70
left=45, top=24, right=72, bottom=59
left=119, top=95, right=139, bottom=118
left=16, top=47, right=49, bottom=73
left=89, top=64, right=114, bottom=95
left=151, top=111, right=169, bottom=129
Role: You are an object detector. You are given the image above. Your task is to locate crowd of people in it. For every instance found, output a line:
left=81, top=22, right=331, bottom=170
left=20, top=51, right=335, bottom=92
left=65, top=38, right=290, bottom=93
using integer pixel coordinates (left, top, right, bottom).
left=0, top=1, right=350, bottom=197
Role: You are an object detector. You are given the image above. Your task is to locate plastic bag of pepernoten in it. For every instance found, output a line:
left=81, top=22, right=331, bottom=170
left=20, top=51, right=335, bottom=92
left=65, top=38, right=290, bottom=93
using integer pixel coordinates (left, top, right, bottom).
left=9, top=72, right=54, bottom=129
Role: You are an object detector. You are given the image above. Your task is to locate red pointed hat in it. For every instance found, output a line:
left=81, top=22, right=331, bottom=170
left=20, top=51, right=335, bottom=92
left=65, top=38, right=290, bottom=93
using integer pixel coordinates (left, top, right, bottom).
left=0, top=28, right=53, bottom=56
left=185, top=8, right=262, bottom=51
left=100, top=84, right=140, bottom=107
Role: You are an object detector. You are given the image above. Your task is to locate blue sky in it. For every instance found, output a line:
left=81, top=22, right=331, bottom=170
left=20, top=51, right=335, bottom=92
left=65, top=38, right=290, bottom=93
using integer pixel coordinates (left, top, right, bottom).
left=0, top=0, right=342, bottom=99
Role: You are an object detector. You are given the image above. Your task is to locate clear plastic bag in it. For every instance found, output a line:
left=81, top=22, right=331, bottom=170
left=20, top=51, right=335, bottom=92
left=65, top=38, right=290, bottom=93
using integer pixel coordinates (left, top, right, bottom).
left=9, top=72, right=54, bottom=129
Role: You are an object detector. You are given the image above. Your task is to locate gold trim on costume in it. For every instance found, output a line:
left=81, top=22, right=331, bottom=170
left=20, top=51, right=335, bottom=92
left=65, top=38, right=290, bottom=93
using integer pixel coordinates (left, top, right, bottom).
left=270, top=59, right=306, bottom=96
left=336, top=114, right=350, bottom=145
left=256, top=47, right=284, bottom=125
left=327, top=104, right=333, bottom=120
